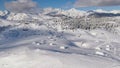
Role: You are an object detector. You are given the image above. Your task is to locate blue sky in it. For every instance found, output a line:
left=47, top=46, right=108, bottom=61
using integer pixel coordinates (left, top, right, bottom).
left=0, top=0, right=120, bottom=11
left=0, top=0, right=75, bottom=10
left=78, top=6, right=120, bottom=11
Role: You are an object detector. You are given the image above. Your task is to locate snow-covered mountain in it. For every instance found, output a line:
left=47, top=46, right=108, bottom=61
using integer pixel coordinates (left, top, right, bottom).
left=1, top=8, right=120, bottom=20
left=0, top=8, right=120, bottom=68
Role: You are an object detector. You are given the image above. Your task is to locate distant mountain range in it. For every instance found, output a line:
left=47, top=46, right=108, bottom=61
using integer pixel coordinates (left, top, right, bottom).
left=1, top=8, right=120, bottom=21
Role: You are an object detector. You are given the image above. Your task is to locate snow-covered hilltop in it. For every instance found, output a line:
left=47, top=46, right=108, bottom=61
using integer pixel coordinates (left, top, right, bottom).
left=0, top=8, right=120, bottom=68
left=1, top=8, right=120, bottom=20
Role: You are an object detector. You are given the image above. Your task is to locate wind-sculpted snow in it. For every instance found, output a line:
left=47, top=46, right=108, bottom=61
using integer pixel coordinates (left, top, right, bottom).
left=0, top=9, right=120, bottom=68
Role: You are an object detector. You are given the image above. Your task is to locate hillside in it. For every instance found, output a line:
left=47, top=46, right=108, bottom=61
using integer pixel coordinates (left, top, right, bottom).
left=0, top=8, right=120, bottom=68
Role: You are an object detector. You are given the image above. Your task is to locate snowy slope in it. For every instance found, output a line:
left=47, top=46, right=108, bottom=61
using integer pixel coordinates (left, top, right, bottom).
left=0, top=8, right=120, bottom=68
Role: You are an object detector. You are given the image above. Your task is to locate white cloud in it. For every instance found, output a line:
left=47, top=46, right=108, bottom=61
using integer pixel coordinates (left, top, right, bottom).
left=5, top=0, right=37, bottom=12
left=74, top=0, right=120, bottom=8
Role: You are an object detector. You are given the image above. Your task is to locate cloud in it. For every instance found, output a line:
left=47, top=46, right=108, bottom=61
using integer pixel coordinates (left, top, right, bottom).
left=5, top=0, right=37, bottom=12
left=74, top=0, right=120, bottom=8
